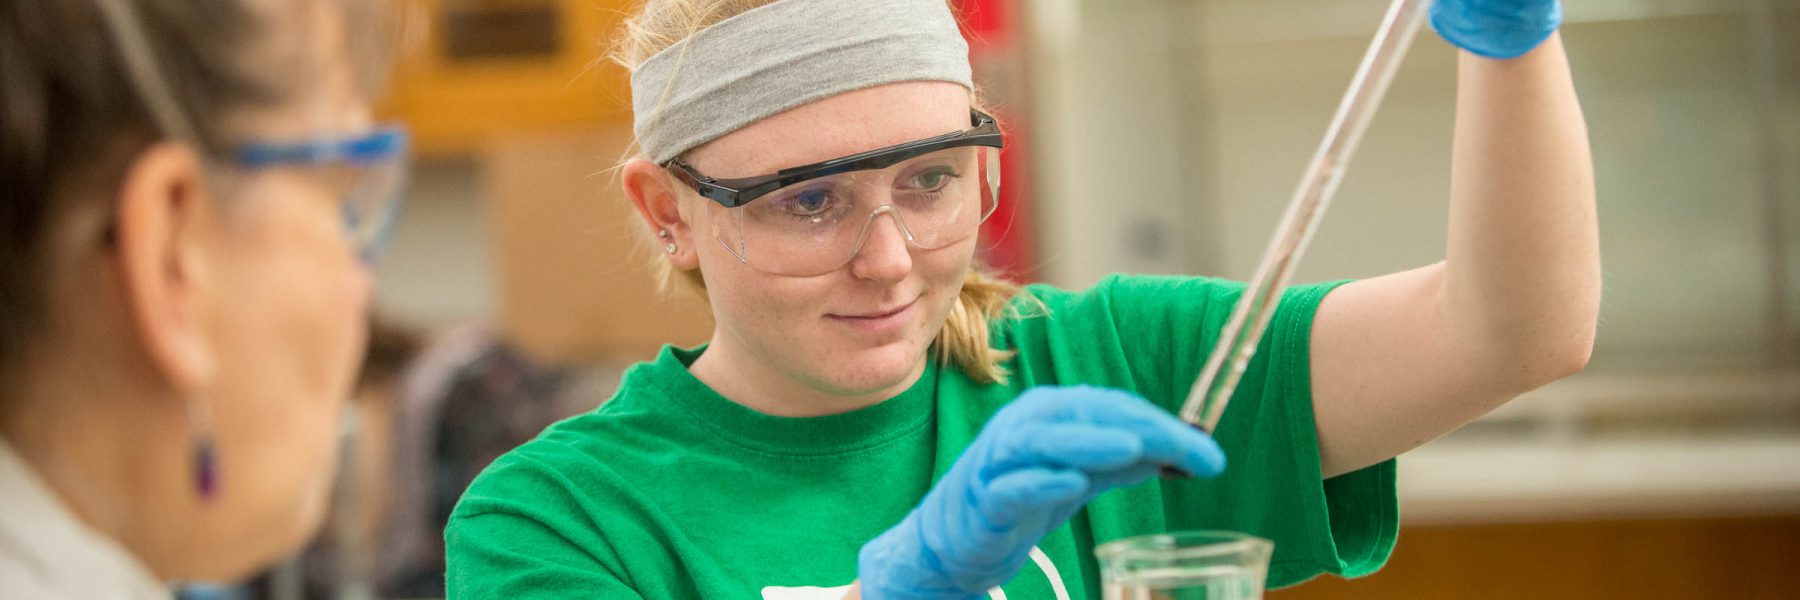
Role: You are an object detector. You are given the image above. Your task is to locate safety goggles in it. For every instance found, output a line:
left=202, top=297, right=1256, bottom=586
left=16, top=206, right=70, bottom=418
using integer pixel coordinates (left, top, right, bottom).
left=90, top=0, right=410, bottom=265
left=236, top=128, right=410, bottom=264
left=666, top=109, right=1003, bottom=276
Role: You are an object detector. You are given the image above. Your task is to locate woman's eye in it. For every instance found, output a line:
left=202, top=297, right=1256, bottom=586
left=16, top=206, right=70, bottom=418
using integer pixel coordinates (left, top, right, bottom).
left=909, top=167, right=959, bottom=191
left=781, top=189, right=835, bottom=216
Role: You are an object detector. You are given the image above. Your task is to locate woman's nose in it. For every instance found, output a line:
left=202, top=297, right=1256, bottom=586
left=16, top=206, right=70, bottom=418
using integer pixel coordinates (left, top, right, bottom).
left=846, top=208, right=914, bottom=282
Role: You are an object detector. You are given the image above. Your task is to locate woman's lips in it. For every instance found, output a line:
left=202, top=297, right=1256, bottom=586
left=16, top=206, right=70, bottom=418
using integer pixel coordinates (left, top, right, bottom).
left=827, top=299, right=918, bottom=335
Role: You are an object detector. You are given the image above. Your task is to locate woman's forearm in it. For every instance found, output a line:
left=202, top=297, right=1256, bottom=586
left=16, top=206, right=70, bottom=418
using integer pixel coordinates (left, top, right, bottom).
left=1442, top=33, right=1600, bottom=390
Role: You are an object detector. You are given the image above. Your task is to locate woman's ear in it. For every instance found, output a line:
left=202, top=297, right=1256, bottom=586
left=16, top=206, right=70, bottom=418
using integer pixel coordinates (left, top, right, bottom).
left=111, top=142, right=219, bottom=392
left=621, top=158, right=700, bottom=270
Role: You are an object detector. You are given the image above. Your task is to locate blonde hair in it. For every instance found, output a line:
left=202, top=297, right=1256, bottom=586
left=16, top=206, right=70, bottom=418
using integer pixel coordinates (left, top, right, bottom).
left=610, top=0, right=1022, bottom=384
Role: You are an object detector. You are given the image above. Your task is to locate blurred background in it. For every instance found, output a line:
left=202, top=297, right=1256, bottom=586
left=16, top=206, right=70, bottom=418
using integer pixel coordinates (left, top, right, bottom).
left=216, top=0, right=1800, bottom=598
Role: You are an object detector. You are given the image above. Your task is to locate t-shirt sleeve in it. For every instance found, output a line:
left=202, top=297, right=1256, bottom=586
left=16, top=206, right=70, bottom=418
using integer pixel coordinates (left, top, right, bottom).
left=1046, top=274, right=1398, bottom=587
left=445, top=454, right=645, bottom=599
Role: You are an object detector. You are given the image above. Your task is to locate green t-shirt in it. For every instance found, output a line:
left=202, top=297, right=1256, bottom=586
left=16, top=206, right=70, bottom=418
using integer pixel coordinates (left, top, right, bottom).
left=446, top=274, right=1397, bottom=599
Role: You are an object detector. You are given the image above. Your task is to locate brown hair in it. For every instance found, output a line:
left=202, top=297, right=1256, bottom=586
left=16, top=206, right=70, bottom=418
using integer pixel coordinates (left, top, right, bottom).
left=609, top=0, right=1024, bottom=384
left=0, top=0, right=396, bottom=371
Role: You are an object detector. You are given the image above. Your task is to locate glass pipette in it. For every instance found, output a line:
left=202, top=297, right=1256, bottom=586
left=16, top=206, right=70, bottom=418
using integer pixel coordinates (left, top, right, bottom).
left=1178, top=0, right=1432, bottom=432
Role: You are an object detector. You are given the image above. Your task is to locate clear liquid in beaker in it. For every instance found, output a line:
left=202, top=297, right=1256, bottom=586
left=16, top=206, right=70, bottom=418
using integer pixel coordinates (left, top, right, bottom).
left=1102, top=565, right=1264, bottom=600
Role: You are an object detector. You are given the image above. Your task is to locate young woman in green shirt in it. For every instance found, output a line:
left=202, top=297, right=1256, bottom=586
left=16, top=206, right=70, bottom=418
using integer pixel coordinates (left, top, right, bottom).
left=446, top=0, right=1597, bottom=597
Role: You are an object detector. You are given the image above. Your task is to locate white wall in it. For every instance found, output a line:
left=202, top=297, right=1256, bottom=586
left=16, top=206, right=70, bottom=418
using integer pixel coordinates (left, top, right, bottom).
left=372, top=158, right=496, bottom=327
left=1025, top=0, right=1798, bottom=372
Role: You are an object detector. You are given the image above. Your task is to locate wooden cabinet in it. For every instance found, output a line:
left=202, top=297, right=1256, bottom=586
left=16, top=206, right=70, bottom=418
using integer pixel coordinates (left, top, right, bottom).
left=482, top=123, right=714, bottom=364
left=1272, top=515, right=1800, bottom=599
left=380, top=0, right=633, bottom=157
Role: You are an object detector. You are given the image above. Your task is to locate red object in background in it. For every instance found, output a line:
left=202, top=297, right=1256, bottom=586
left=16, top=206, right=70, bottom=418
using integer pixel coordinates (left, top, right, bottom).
left=956, top=0, right=1039, bottom=283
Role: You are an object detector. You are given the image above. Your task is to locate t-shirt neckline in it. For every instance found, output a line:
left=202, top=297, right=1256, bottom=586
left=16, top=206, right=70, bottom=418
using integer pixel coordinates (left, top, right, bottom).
left=641, top=345, right=939, bottom=457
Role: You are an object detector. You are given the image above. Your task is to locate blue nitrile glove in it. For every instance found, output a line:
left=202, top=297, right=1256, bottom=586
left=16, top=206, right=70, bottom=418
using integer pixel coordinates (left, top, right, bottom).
left=1431, top=0, right=1563, bottom=60
left=857, top=386, right=1226, bottom=600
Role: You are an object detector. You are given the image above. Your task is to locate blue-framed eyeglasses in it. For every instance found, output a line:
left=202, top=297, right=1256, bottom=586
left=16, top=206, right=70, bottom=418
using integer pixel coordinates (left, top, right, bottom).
left=235, top=127, right=411, bottom=264
left=88, top=0, right=411, bottom=266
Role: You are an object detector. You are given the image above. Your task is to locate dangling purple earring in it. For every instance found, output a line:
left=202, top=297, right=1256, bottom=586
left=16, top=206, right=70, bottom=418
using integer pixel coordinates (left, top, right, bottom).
left=188, top=397, right=218, bottom=500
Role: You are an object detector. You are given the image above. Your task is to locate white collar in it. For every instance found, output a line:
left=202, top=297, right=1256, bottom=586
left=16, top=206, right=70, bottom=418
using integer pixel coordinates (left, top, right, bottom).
left=0, top=438, right=170, bottom=599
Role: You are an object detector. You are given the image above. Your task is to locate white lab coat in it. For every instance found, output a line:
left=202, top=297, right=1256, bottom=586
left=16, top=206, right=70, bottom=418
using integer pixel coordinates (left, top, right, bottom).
left=0, top=439, right=169, bottom=599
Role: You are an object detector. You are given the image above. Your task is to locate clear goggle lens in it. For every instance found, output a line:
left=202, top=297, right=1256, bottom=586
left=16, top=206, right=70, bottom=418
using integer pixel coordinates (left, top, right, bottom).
left=339, top=155, right=408, bottom=263
left=708, top=145, right=1000, bottom=277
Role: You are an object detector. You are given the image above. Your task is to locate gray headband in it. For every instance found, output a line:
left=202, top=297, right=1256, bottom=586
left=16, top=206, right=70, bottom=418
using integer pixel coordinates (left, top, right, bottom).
left=629, top=0, right=974, bottom=165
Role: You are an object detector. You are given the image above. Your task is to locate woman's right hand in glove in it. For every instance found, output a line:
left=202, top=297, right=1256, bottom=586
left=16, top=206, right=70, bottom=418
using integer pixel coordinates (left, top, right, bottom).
left=856, top=386, right=1226, bottom=600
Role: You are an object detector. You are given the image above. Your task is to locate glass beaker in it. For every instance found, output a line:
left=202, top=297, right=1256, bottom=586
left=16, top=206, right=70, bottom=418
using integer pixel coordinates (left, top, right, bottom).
left=1095, top=531, right=1274, bottom=600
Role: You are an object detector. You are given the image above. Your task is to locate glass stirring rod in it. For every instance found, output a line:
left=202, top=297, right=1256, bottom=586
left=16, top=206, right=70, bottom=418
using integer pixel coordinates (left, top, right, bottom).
left=1176, top=0, right=1431, bottom=435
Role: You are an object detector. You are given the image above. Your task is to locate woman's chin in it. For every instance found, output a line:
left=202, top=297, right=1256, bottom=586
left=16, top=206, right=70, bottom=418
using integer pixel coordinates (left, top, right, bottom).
left=813, top=339, right=929, bottom=396
left=213, top=470, right=335, bottom=581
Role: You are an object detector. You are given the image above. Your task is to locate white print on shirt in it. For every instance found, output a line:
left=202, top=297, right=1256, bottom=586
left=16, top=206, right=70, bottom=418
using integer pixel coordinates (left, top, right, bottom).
left=760, top=547, right=1071, bottom=600
left=758, top=584, right=854, bottom=600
